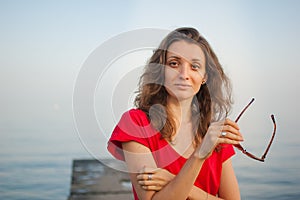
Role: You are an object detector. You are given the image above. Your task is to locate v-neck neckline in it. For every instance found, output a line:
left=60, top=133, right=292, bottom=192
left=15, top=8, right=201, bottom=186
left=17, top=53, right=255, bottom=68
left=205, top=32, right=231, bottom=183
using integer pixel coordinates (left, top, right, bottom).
left=162, top=138, right=194, bottom=160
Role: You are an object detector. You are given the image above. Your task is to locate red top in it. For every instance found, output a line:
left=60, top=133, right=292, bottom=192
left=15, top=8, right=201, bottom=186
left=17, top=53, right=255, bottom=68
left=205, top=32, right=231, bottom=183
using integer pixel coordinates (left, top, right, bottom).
left=107, top=109, right=235, bottom=199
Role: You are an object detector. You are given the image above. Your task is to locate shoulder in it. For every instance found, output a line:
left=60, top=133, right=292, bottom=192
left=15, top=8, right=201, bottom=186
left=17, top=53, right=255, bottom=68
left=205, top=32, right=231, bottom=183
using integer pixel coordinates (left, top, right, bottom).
left=108, top=109, right=159, bottom=161
left=120, top=109, right=149, bottom=126
left=113, top=108, right=157, bottom=140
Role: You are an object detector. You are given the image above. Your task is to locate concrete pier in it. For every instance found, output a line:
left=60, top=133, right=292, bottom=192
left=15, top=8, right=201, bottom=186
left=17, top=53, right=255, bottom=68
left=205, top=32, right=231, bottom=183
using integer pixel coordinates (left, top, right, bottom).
left=68, top=159, right=133, bottom=200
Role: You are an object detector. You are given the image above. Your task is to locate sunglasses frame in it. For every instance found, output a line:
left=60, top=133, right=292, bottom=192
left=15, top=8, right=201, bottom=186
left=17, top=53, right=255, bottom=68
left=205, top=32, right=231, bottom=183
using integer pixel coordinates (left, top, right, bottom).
left=234, top=98, right=276, bottom=162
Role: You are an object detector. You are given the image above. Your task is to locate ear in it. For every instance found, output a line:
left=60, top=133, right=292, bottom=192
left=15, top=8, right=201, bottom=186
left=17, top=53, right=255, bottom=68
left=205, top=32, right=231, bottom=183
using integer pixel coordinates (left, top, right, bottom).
left=202, top=74, right=208, bottom=84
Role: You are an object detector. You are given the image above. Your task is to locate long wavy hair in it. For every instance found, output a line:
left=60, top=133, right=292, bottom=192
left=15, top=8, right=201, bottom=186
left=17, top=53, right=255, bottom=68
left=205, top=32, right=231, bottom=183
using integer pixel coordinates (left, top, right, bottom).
left=134, top=27, right=233, bottom=147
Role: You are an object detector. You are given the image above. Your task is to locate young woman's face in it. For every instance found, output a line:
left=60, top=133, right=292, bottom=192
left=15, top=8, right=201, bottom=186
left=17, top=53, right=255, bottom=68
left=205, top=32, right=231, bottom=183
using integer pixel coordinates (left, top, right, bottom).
left=164, top=40, right=206, bottom=102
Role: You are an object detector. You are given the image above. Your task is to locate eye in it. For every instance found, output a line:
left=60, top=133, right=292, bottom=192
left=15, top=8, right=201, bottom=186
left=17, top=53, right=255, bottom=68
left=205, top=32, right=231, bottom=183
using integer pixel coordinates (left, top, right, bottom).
left=168, top=60, right=179, bottom=68
left=191, top=64, right=201, bottom=70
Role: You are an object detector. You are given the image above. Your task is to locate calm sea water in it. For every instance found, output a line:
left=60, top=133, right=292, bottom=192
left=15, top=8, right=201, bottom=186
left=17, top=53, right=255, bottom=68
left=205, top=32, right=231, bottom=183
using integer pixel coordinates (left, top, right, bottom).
left=0, top=127, right=299, bottom=200
left=0, top=129, right=89, bottom=200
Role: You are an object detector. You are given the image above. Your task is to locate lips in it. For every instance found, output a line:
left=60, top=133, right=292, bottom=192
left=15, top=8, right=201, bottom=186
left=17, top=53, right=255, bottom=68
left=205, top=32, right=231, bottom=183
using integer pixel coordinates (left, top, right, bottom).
left=174, top=83, right=192, bottom=89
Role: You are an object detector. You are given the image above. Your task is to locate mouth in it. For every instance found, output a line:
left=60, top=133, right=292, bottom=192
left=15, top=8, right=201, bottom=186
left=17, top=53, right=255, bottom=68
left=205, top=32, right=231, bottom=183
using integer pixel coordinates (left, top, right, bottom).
left=174, top=83, right=192, bottom=88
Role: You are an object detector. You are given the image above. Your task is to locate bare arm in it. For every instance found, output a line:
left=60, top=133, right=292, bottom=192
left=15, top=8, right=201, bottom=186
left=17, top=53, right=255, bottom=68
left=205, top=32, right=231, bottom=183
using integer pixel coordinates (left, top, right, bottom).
left=123, top=118, right=243, bottom=200
left=218, top=158, right=241, bottom=199
left=122, top=141, right=156, bottom=199
left=137, top=167, right=223, bottom=200
left=123, top=141, right=207, bottom=200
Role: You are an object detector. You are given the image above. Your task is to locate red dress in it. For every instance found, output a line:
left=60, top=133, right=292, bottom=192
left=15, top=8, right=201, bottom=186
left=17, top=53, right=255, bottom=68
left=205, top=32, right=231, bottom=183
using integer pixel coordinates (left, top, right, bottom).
left=107, top=109, right=235, bottom=199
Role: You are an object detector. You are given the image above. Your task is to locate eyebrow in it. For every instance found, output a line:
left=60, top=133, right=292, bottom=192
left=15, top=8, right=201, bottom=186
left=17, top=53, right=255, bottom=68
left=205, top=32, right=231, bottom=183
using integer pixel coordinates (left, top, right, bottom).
left=166, top=55, right=203, bottom=63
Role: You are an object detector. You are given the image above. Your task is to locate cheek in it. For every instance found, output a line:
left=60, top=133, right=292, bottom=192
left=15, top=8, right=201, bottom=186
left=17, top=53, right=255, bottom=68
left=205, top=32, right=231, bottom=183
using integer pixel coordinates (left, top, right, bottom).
left=164, top=68, right=177, bottom=83
left=198, top=67, right=206, bottom=79
left=163, top=71, right=169, bottom=85
left=192, top=75, right=204, bottom=92
left=194, top=84, right=202, bottom=93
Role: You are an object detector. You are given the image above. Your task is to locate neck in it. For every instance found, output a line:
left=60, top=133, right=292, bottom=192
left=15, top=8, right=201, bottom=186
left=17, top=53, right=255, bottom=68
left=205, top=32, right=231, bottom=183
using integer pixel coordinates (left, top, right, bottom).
left=167, top=96, right=194, bottom=125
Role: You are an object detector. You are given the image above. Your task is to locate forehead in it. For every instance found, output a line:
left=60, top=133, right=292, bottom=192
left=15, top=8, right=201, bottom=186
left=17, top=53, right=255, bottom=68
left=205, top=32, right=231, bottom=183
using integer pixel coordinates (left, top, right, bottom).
left=166, top=40, right=205, bottom=63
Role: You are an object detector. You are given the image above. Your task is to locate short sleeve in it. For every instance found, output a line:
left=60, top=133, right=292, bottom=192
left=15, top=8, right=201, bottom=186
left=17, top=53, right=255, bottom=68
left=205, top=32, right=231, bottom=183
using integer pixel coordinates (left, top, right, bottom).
left=220, top=144, right=235, bottom=162
left=193, top=144, right=235, bottom=195
left=107, top=109, right=157, bottom=161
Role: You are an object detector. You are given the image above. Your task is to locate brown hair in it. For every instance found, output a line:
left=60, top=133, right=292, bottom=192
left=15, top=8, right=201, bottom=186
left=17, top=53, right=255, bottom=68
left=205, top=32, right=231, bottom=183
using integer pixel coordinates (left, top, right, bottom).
left=134, top=27, right=233, bottom=147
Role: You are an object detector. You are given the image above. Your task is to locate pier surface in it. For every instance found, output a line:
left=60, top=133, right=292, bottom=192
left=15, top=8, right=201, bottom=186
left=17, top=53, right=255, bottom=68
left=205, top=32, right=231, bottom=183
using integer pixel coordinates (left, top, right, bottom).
left=68, top=159, right=133, bottom=200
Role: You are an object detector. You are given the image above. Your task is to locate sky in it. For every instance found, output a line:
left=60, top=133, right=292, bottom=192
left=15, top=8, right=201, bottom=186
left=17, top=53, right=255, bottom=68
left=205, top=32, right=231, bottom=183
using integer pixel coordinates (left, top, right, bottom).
left=0, top=0, right=300, bottom=159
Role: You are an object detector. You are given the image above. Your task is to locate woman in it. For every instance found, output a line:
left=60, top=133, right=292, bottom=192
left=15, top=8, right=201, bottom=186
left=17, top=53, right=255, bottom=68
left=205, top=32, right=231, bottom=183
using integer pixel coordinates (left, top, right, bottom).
left=108, top=27, right=243, bottom=199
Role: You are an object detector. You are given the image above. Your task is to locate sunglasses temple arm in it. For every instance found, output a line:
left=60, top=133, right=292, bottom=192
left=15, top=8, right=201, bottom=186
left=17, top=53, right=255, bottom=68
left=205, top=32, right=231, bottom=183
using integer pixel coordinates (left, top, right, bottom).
left=261, top=114, right=276, bottom=160
left=235, top=98, right=255, bottom=123
left=234, top=143, right=265, bottom=162
left=233, top=98, right=254, bottom=157
left=234, top=98, right=266, bottom=162
left=234, top=99, right=276, bottom=162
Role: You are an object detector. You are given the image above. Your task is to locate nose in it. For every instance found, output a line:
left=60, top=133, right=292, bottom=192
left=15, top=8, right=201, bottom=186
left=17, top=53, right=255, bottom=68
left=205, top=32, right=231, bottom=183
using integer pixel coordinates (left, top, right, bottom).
left=179, top=63, right=189, bottom=80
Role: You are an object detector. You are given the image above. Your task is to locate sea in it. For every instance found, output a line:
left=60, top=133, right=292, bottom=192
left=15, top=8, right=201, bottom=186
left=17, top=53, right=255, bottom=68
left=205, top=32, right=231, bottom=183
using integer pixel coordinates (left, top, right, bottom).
left=0, top=124, right=299, bottom=200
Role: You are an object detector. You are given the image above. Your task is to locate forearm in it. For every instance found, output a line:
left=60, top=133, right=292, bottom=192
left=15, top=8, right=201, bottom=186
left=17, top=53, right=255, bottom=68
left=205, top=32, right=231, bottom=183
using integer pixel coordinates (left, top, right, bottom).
left=188, top=187, right=223, bottom=200
left=152, top=153, right=205, bottom=200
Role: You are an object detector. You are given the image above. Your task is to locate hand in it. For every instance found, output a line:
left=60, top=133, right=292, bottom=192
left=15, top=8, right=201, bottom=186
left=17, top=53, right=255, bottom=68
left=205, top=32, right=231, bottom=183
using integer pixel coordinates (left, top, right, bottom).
left=196, top=118, right=244, bottom=159
left=137, top=166, right=175, bottom=191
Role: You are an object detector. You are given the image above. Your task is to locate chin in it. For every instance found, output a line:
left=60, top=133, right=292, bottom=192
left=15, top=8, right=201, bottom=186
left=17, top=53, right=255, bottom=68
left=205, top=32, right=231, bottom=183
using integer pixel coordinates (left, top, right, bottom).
left=171, top=93, right=195, bottom=102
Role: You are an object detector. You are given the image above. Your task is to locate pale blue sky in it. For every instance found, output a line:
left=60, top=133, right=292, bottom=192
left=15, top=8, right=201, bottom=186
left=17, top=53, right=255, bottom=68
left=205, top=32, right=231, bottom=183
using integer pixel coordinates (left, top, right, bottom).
left=1, top=0, right=300, bottom=158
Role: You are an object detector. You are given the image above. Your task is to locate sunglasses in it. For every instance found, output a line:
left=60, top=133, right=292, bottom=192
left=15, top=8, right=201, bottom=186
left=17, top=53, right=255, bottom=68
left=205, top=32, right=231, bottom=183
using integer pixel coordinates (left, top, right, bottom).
left=234, top=98, right=276, bottom=162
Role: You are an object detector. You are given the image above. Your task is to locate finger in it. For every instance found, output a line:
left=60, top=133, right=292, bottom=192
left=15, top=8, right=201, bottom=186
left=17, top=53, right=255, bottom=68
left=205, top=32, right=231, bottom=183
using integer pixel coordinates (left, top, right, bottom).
left=139, top=166, right=156, bottom=174
left=138, top=180, right=155, bottom=186
left=224, top=118, right=240, bottom=130
left=137, top=174, right=148, bottom=181
left=222, top=125, right=243, bottom=139
left=219, top=137, right=241, bottom=145
left=222, top=119, right=243, bottom=137
left=137, top=173, right=155, bottom=181
left=138, top=179, right=167, bottom=188
left=221, top=131, right=243, bottom=141
left=141, top=184, right=163, bottom=191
